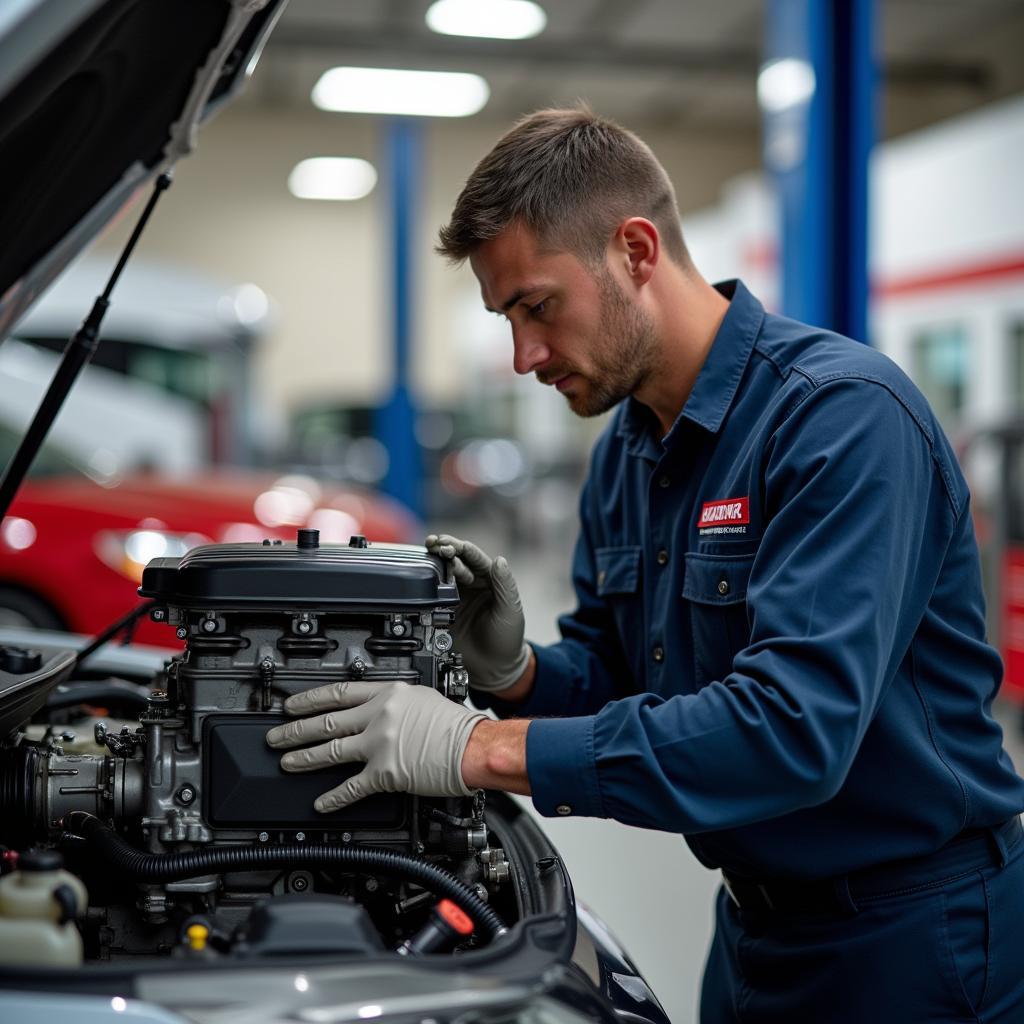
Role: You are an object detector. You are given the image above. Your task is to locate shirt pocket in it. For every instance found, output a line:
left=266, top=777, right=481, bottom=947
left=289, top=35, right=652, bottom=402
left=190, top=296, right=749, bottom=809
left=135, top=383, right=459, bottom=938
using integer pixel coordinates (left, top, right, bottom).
left=682, top=551, right=755, bottom=690
left=595, top=546, right=643, bottom=667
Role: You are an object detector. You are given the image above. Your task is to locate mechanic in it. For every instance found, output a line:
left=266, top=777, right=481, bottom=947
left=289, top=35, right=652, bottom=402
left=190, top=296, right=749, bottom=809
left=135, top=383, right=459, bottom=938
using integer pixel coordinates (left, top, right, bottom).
left=267, top=108, right=1024, bottom=1021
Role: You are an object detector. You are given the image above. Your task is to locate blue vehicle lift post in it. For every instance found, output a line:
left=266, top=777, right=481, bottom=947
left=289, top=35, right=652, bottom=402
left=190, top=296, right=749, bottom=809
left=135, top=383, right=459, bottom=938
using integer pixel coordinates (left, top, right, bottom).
left=375, top=119, right=423, bottom=520
left=763, top=0, right=876, bottom=343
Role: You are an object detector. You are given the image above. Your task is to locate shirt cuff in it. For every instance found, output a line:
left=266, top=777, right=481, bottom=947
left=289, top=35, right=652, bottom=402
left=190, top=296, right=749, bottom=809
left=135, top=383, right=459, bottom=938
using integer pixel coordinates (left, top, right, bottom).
left=526, top=715, right=605, bottom=819
left=470, top=642, right=575, bottom=719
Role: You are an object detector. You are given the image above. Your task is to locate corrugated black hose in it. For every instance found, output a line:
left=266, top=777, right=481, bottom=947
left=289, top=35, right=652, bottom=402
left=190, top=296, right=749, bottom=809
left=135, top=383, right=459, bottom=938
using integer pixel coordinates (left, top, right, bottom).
left=62, top=811, right=506, bottom=942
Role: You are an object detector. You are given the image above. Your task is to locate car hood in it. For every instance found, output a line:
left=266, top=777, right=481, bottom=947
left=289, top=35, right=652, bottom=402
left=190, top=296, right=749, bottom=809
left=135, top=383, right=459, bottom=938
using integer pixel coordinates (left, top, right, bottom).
left=0, top=0, right=287, bottom=344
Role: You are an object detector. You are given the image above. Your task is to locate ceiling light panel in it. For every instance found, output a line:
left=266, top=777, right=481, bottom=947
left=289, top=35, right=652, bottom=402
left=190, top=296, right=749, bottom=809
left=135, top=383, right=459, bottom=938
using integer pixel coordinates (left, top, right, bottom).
left=757, top=59, right=817, bottom=114
left=425, top=0, right=547, bottom=40
left=288, top=158, right=377, bottom=201
left=312, top=67, right=490, bottom=118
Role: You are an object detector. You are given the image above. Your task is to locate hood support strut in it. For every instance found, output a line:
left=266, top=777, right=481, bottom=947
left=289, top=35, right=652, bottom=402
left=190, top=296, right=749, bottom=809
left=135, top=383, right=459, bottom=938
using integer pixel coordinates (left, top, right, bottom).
left=0, top=173, right=173, bottom=522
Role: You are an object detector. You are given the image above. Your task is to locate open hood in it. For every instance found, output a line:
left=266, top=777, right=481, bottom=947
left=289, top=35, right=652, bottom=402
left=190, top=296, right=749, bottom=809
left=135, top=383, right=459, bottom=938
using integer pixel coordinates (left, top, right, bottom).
left=0, top=0, right=287, bottom=344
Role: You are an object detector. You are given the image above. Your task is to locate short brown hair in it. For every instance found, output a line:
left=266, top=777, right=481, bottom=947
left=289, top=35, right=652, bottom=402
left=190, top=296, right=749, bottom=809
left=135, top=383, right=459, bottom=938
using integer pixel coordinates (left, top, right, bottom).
left=437, top=106, right=690, bottom=268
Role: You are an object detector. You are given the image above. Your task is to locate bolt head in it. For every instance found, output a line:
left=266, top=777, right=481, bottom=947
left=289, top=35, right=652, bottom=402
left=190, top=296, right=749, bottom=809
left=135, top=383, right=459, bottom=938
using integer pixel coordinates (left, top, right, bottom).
left=295, top=832, right=306, bottom=842
left=291, top=876, right=308, bottom=891
left=177, top=786, right=196, bottom=805
left=151, top=608, right=166, bottom=621
left=341, top=832, right=352, bottom=843
left=258, top=831, right=270, bottom=843
left=201, top=618, right=217, bottom=633
left=391, top=621, right=406, bottom=637
left=175, top=627, right=188, bottom=640
left=297, top=621, right=312, bottom=634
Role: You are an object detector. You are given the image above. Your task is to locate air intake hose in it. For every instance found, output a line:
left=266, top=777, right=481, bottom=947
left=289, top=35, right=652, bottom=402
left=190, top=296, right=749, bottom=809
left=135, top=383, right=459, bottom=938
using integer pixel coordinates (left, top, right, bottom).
left=63, top=811, right=506, bottom=942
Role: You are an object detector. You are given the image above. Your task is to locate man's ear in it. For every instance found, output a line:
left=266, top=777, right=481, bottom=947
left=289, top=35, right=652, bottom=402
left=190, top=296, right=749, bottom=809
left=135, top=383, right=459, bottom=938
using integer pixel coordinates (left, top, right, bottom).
left=614, top=218, right=659, bottom=285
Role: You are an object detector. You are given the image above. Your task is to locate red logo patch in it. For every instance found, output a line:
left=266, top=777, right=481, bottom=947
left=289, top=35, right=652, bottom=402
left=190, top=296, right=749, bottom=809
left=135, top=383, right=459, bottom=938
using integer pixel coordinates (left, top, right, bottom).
left=697, top=497, right=750, bottom=529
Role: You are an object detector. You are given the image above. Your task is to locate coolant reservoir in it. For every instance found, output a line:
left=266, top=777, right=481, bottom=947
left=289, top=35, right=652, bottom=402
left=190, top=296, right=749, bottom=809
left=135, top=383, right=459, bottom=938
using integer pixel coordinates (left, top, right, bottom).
left=0, top=849, right=88, bottom=966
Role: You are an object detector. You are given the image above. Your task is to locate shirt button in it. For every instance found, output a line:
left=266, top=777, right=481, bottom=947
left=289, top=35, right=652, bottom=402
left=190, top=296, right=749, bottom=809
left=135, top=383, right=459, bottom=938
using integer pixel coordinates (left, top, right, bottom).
left=597, top=570, right=607, bottom=587
left=653, top=645, right=665, bottom=663
left=717, top=579, right=730, bottom=596
left=556, top=804, right=572, bottom=816
left=658, top=475, right=671, bottom=489
left=657, top=549, right=669, bottom=566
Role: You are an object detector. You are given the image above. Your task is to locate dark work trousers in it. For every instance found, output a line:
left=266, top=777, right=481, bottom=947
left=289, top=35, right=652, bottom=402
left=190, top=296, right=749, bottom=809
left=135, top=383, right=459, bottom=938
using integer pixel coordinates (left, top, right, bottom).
left=700, top=820, right=1024, bottom=1022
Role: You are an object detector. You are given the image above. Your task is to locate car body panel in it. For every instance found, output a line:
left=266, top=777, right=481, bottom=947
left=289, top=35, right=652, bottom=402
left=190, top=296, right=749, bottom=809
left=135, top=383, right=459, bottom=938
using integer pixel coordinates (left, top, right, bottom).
left=1, top=470, right=419, bottom=639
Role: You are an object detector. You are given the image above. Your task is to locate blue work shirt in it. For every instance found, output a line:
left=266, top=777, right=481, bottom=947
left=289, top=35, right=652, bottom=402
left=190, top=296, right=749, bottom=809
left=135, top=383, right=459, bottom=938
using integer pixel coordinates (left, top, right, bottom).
left=500, top=279, right=1024, bottom=880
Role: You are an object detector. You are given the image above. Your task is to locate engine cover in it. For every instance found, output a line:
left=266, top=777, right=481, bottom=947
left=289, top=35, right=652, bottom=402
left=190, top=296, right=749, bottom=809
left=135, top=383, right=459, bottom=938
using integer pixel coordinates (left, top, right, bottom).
left=202, top=714, right=403, bottom=828
left=140, top=530, right=460, bottom=611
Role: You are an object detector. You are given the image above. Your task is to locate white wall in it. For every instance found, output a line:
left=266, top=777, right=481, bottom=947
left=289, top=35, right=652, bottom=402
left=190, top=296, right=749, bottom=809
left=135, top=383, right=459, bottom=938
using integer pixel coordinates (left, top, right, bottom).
left=872, top=94, right=1024, bottom=283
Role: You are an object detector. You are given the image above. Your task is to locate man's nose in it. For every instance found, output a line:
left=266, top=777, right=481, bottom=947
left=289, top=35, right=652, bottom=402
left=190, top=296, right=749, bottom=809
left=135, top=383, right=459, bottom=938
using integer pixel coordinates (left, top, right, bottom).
left=511, top=325, right=550, bottom=376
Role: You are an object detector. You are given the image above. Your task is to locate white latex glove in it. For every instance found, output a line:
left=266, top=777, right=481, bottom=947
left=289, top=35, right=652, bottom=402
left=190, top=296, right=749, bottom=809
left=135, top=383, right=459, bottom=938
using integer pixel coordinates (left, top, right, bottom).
left=425, top=533, right=530, bottom=693
left=265, top=681, right=486, bottom=812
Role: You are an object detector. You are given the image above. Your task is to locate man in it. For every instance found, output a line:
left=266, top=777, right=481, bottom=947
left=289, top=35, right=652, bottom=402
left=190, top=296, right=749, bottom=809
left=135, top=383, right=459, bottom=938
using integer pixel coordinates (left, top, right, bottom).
left=267, top=108, right=1024, bottom=1021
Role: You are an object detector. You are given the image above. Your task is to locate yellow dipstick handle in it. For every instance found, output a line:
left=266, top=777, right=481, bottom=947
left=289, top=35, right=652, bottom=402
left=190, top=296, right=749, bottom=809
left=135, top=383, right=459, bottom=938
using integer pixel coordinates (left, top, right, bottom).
left=186, top=923, right=209, bottom=951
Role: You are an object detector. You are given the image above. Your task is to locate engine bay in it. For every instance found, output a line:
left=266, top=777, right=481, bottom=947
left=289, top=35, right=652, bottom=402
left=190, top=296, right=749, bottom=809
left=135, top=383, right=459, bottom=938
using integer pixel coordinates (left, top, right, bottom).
left=0, top=532, right=521, bottom=964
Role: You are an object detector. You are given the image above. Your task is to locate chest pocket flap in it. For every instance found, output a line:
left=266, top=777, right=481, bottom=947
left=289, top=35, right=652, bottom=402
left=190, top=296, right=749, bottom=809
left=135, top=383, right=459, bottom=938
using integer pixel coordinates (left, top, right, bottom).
left=595, top=546, right=641, bottom=595
left=682, top=551, right=755, bottom=605
left=683, top=551, right=756, bottom=690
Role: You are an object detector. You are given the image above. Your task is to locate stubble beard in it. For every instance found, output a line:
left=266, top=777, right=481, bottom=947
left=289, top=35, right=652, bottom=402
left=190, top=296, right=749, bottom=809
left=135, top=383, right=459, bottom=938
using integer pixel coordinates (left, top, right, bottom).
left=562, top=268, right=658, bottom=418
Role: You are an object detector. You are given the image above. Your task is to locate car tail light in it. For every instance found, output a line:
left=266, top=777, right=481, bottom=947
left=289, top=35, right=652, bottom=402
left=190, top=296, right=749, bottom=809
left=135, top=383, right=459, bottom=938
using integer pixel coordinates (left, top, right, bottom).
left=94, top=530, right=210, bottom=583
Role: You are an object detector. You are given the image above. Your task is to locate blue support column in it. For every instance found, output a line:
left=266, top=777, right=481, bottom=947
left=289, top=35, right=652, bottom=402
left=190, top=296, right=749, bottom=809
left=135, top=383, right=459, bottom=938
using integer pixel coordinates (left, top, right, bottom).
left=763, top=0, right=876, bottom=343
left=376, top=119, right=422, bottom=520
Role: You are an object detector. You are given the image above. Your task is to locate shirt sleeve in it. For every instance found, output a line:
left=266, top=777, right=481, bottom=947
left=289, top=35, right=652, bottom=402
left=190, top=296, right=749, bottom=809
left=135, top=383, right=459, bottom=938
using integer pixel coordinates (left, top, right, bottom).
left=528, top=379, right=961, bottom=829
left=473, top=471, right=637, bottom=720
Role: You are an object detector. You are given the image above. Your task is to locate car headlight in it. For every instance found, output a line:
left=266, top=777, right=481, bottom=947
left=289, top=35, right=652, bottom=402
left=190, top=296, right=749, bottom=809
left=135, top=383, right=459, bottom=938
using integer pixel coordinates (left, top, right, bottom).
left=94, top=529, right=210, bottom=583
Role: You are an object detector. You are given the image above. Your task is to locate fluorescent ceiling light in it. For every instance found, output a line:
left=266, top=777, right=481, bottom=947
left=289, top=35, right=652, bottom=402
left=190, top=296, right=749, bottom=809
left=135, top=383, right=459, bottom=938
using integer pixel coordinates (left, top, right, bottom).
left=288, top=158, right=377, bottom=201
left=426, top=0, right=547, bottom=39
left=312, top=67, right=489, bottom=118
left=757, top=59, right=816, bottom=114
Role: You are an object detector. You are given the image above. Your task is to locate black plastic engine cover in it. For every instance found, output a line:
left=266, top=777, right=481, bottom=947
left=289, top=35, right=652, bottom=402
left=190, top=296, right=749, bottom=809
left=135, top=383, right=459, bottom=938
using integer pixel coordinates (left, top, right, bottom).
left=203, top=715, right=405, bottom=828
left=139, top=539, right=458, bottom=611
left=237, top=894, right=385, bottom=957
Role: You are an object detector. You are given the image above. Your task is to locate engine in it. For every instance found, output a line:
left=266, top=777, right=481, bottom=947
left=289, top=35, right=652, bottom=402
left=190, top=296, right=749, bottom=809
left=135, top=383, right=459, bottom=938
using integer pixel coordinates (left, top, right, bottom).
left=0, top=530, right=513, bottom=960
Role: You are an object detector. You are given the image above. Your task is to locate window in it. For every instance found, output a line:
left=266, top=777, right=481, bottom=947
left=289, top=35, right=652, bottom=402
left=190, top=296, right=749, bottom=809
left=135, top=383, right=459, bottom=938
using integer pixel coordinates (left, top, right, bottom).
left=1009, top=320, right=1024, bottom=412
left=912, top=323, right=968, bottom=426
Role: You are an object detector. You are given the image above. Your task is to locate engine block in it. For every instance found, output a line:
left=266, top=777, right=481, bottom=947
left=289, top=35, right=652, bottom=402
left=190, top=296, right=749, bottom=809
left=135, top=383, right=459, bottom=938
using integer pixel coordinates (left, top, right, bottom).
left=133, top=529, right=470, bottom=850
left=0, top=530, right=511, bottom=955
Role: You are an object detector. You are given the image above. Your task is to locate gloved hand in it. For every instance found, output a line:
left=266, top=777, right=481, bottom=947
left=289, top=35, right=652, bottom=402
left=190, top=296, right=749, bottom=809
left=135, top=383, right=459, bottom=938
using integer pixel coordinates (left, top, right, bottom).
left=425, top=533, right=531, bottom=693
left=266, top=681, right=486, bottom=812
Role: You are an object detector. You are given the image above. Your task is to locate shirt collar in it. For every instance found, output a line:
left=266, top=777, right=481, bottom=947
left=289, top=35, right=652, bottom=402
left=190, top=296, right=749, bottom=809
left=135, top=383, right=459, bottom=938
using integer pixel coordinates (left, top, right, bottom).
left=616, top=279, right=764, bottom=456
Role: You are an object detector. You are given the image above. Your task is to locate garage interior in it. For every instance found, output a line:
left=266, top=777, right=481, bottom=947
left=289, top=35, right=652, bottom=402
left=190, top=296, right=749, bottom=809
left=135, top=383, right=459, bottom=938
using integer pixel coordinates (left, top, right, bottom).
left=2, top=2, right=1024, bottom=1021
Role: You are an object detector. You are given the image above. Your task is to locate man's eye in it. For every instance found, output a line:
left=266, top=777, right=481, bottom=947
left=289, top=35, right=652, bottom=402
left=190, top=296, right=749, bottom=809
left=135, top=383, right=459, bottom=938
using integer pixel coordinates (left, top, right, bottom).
left=529, top=300, right=547, bottom=316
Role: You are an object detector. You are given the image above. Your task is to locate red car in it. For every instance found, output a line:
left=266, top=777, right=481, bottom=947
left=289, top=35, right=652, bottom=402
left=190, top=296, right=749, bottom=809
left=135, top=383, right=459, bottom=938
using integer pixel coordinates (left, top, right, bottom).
left=0, top=430, right=419, bottom=643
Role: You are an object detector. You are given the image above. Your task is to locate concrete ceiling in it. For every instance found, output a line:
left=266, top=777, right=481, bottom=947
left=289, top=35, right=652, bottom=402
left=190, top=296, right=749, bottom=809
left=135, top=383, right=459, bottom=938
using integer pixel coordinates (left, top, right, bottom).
left=247, top=0, right=1024, bottom=137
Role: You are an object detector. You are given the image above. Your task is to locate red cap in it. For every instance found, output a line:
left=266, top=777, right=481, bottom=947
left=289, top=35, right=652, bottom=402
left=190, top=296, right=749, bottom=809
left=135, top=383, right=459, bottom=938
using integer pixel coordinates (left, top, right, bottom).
left=436, top=899, right=474, bottom=936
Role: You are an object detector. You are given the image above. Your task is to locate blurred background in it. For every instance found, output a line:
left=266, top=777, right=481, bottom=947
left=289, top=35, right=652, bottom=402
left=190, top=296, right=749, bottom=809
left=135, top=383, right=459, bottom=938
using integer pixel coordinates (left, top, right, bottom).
left=4, top=1, right=1024, bottom=1020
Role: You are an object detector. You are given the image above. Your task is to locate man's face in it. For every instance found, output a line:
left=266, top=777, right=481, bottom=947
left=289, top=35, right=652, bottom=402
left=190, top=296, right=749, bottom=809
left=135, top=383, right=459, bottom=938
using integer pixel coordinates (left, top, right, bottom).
left=470, top=223, right=657, bottom=417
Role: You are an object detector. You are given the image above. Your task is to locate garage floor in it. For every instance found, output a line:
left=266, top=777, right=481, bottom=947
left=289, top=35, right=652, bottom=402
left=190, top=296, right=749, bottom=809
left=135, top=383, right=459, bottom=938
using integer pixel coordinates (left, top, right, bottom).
left=438, top=513, right=1024, bottom=1024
